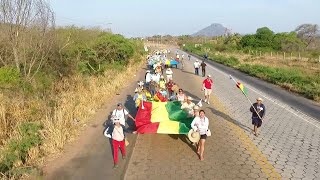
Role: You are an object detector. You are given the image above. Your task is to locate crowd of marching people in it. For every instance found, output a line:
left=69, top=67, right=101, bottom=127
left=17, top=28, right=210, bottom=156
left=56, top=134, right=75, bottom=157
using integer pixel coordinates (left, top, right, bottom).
left=105, top=49, right=266, bottom=168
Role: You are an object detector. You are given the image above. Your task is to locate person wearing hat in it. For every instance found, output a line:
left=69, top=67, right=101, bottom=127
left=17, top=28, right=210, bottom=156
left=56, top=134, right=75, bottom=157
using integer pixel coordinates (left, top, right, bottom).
left=190, top=110, right=209, bottom=161
left=181, top=96, right=195, bottom=117
left=105, top=118, right=134, bottom=169
left=111, top=103, right=135, bottom=126
left=202, top=75, right=213, bottom=104
left=133, top=90, right=147, bottom=109
left=193, top=60, right=201, bottom=75
left=193, top=105, right=200, bottom=117
left=250, top=97, right=266, bottom=136
left=165, top=68, right=173, bottom=82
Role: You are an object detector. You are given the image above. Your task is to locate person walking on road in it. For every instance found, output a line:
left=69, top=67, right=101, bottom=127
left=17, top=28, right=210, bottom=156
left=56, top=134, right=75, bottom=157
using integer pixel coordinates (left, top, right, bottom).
left=202, top=75, right=213, bottom=104
left=193, top=60, right=201, bottom=75
left=188, top=54, right=191, bottom=60
left=133, top=90, right=147, bottom=109
left=181, top=96, right=195, bottom=117
left=105, top=118, right=131, bottom=169
left=191, top=110, right=209, bottom=161
left=165, top=68, right=173, bottom=82
left=201, top=60, right=207, bottom=77
left=250, top=98, right=266, bottom=137
left=111, top=103, right=135, bottom=126
left=145, top=70, right=152, bottom=86
left=176, top=88, right=187, bottom=102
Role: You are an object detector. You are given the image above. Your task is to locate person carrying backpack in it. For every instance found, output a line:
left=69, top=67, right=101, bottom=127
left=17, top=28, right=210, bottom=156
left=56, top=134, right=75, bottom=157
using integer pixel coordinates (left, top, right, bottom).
left=111, top=103, right=135, bottom=126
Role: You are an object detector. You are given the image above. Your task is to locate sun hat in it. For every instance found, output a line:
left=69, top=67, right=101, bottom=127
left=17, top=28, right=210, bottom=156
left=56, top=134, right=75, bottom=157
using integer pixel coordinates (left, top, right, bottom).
left=193, top=105, right=200, bottom=110
left=117, top=103, right=123, bottom=107
left=112, top=117, right=120, bottom=123
left=138, top=81, right=144, bottom=86
left=188, top=129, right=200, bottom=143
left=196, top=59, right=199, bottom=62
left=257, top=97, right=263, bottom=101
left=187, top=96, right=193, bottom=101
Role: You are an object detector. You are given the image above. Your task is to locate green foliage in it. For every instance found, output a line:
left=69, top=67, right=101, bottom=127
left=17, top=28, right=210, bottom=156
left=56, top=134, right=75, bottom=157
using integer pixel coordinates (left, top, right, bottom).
left=238, top=64, right=320, bottom=99
left=0, top=122, right=43, bottom=176
left=210, top=55, right=240, bottom=67
left=0, top=67, right=20, bottom=88
left=239, top=27, right=305, bottom=52
left=94, top=33, right=134, bottom=64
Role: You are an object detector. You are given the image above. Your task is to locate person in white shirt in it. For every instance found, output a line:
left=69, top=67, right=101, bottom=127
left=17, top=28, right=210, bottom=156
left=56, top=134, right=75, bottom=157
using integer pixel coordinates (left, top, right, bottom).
left=111, top=103, right=135, bottom=126
left=176, top=89, right=186, bottom=102
left=152, top=73, right=160, bottom=84
left=191, top=110, right=209, bottom=161
left=181, top=96, right=195, bottom=117
left=104, top=118, right=136, bottom=169
left=165, top=68, right=173, bottom=82
left=145, top=70, right=152, bottom=85
left=193, top=60, right=201, bottom=75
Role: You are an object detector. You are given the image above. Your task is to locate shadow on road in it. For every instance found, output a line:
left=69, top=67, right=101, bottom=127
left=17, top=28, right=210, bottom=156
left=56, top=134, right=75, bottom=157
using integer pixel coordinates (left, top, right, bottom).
left=181, top=70, right=196, bottom=76
left=207, top=107, right=252, bottom=133
left=167, top=134, right=198, bottom=154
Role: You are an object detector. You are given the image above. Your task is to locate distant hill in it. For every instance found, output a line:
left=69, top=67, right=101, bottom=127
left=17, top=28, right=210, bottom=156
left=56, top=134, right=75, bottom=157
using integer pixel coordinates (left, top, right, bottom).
left=192, top=23, right=228, bottom=37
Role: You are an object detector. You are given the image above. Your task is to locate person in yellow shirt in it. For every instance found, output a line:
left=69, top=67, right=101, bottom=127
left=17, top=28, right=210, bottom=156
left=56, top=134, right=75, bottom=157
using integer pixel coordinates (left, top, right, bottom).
left=133, top=90, right=147, bottom=109
left=159, top=75, right=166, bottom=89
left=143, top=87, right=152, bottom=100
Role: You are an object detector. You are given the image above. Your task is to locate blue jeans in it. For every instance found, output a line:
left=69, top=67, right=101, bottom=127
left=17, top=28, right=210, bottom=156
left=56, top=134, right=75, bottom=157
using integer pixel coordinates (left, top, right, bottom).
left=195, top=68, right=199, bottom=75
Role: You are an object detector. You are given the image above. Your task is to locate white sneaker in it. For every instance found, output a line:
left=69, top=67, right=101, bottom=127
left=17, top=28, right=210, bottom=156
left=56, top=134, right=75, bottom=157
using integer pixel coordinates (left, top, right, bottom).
left=207, top=101, right=210, bottom=105
left=204, top=99, right=207, bottom=103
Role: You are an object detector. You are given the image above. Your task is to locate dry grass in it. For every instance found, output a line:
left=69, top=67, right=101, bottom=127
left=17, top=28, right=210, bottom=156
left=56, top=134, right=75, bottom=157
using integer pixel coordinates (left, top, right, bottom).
left=214, top=51, right=320, bottom=76
left=0, top=56, right=144, bottom=178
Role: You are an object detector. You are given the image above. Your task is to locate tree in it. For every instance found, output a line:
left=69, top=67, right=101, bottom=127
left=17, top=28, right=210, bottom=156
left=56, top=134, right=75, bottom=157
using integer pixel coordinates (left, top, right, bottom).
left=0, top=0, right=55, bottom=80
left=255, top=27, right=274, bottom=48
left=239, top=34, right=256, bottom=48
left=273, top=32, right=305, bottom=51
left=295, top=24, right=319, bottom=49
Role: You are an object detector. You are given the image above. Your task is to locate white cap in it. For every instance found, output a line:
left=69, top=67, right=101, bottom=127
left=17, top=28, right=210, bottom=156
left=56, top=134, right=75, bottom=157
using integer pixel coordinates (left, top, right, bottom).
left=207, top=75, right=211, bottom=78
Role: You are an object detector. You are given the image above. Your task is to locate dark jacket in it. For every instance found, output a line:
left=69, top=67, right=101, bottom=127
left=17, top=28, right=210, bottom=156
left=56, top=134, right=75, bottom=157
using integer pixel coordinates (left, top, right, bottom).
left=250, top=103, right=266, bottom=119
left=106, top=124, right=131, bottom=138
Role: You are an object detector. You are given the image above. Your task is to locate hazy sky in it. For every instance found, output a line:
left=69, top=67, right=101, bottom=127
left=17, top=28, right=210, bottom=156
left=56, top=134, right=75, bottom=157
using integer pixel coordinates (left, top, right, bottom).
left=51, top=0, right=320, bottom=37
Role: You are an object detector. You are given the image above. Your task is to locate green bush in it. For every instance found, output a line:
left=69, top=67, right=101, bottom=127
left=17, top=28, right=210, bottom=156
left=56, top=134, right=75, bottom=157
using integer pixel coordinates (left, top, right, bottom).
left=0, top=122, right=43, bottom=176
left=94, top=33, right=134, bottom=64
left=0, top=67, right=20, bottom=88
left=210, top=55, right=240, bottom=67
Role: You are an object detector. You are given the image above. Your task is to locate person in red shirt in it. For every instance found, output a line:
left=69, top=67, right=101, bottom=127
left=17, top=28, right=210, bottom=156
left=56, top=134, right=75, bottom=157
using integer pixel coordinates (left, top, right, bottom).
left=202, top=75, right=213, bottom=104
left=166, top=79, right=176, bottom=99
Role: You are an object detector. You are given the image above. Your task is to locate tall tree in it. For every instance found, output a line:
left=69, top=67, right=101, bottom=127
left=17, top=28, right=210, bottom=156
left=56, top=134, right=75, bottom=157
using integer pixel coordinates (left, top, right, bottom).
left=295, top=24, right=319, bottom=49
left=0, top=0, right=55, bottom=80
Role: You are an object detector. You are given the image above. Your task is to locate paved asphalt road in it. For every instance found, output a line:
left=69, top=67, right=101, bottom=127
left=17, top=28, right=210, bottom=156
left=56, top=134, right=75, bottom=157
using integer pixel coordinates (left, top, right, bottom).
left=189, top=52, right=320, bottom=120
left=45, top=47, right=320, bottom=180
left=125, top=48, right=320, bottom=179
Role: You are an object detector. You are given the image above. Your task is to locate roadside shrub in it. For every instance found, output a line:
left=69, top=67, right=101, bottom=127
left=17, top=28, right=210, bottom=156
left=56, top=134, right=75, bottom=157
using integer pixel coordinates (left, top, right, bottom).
left=0, top=67, right=20, bottom=88
left=210, top=55, right=240, bottom=67
left=0, top=122, right=43, bottom=176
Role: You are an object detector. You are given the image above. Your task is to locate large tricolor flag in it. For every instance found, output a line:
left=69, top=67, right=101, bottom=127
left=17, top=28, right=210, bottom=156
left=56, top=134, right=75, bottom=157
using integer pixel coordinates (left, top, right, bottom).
left=135, top=101, right=193, bottom=134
